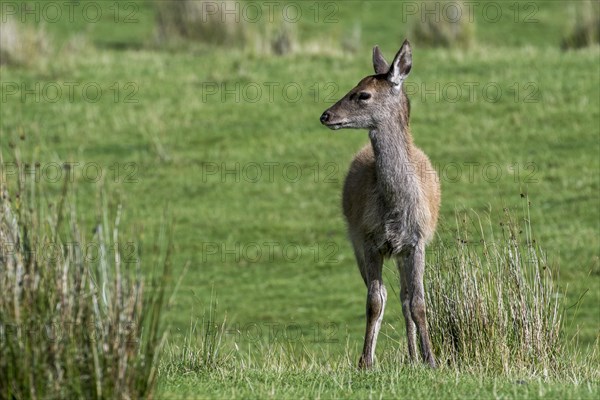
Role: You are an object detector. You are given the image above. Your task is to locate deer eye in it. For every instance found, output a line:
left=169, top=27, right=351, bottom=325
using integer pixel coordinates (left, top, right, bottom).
left=358, top=92, right=371, bottom=101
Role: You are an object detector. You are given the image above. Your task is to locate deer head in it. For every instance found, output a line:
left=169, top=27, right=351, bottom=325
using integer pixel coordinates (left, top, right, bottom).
left=320, top=40, right=413, bottom=130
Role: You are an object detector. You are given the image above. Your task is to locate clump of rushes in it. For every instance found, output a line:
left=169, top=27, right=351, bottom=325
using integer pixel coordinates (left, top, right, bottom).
left=408, top=0, right=475, bottom=49
left=426, top=197, right=563, bottom=374
left=0, top=17, right=52, bottom=67
left=0, top=152, right=172, bottom=399
left=154, top=0, right=247, bottom=47
left=561, top=0, right=600, bottom=50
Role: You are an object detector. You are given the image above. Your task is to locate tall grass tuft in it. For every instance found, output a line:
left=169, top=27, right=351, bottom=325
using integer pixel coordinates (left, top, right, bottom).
left=162, top=294, right=229, bottom=375
left=426, top=198, right=563, bottom=374
left=154, top=0, right=247, bottom=47
left=0, top=156, right=172, bottom=398
left=0, top=17, right=52, bottom=67
left=561, top=0, right=600, bottom=50
left=408, top=0, right=475, bottom=49
left=269, top=20, right=298, bottom=56
left=153, top=0, right=304, bottom=56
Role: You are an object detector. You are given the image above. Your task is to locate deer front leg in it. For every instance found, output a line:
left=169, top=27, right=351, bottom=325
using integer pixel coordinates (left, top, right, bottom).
left=407, top=244, right=437, bottom=368
left=358, top=250, right=386, bottom=369
left=397, top=254, right=417, bottom=362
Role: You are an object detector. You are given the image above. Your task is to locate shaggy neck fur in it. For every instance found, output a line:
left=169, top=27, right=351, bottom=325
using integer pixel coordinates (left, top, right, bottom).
left=368, top=103, right=422, bottom=250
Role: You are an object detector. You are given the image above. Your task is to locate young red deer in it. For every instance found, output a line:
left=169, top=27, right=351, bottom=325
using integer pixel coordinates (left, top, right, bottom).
left=320, top=40, right=440, bottom=369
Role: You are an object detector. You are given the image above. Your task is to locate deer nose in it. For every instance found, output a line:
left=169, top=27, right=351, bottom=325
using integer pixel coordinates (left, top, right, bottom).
left=320, top=111, right=330, bottom=124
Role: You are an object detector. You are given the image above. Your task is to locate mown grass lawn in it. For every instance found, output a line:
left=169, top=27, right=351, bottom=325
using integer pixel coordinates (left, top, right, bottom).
left=1, top=1, right=598, bottom=398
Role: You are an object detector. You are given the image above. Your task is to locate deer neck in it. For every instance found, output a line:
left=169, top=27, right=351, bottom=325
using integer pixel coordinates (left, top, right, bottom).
left=368, top=115, right=419, bottom=207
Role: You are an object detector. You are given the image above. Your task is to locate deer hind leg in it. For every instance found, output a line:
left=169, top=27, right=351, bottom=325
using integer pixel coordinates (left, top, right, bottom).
left=397, top=253, right=417, bottom=362
left=406, top=243, right=436, bottom=368
left=357, top=245, right=386, bottom=369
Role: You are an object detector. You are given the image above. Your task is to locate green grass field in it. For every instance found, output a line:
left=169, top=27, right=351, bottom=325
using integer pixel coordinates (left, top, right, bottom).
left=1, top=1, right=599, bottom=398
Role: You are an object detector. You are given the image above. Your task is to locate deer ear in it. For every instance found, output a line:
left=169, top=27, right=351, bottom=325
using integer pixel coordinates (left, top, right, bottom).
left=372, top=45, right=389, bottom=74
left=387, top=39, right=412, bottom=88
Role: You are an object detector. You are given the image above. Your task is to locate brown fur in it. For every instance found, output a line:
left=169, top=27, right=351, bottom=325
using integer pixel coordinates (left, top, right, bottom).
left=343, top=144, right=440, bottom=249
